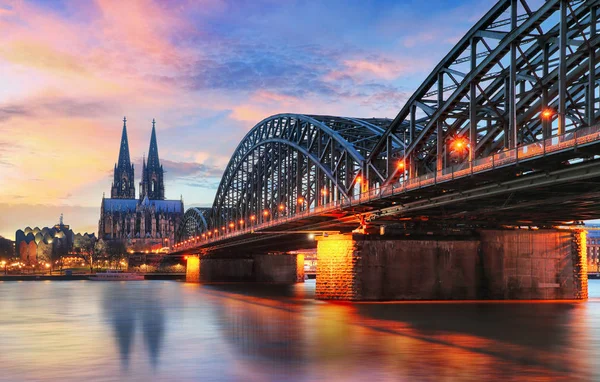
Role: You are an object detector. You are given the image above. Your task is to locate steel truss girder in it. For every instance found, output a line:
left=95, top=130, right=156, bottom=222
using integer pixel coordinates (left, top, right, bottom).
left=176, top=0, right=600, bottom=244
left=176, top=207, right=209, bottom=242
left=369, top=0, right=600, bottom=183
left=205, top=114, right=395, bottom=232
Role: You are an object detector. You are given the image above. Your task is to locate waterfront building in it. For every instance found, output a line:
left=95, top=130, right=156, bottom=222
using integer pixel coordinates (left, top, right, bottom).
left=98, top=118, right=183, bottom=251
left=588, top=230, right=600, bottom=273
left=15, top=215, right=96, bottom=265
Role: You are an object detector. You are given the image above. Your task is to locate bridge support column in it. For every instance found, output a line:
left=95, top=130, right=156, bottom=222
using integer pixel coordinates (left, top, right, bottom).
left=316, top=230, right=587, bottom=301
left=186, top=253, right=304, bottom=284
left=185, top=255, right=200, bottom=283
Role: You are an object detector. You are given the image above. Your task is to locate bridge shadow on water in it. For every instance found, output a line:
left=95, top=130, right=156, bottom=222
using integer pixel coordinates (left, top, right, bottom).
left=353, top=302, right=580, bottom=372
left=198, top=281, right=591, bottom=380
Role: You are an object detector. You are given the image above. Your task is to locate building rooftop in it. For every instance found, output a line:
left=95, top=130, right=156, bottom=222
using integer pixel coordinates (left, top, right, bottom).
left=103, top=198, right=183, bottom=213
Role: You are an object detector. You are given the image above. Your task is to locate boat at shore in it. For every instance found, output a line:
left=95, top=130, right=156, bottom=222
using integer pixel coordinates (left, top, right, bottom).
left=88, top=270, right=145, bottom=281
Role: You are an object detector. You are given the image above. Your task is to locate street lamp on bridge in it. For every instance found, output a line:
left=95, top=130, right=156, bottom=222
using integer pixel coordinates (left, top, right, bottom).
left=451, top=137, right=469, bottom=152
left=541, top=108, right=554, bottom=119
left=321, top=188, right=328, bottom=205
left=540, top=107, right=566, bottom=136
left=297, top=197, right=305, bottom=212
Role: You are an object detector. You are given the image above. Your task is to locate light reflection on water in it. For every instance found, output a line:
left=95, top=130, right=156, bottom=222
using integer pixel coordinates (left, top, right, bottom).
left=2, top=280, right=600, bottom=381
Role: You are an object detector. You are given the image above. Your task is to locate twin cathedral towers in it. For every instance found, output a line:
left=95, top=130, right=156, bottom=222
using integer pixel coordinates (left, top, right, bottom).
left=99, top=118, right=183, bottom=248
left=111, top=117, right=165, bottom=200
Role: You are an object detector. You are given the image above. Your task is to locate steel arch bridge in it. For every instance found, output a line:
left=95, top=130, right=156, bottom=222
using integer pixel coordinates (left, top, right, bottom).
left=176, top=114, right=403, bottom=241
left=176, top=0, right=600, bottom=246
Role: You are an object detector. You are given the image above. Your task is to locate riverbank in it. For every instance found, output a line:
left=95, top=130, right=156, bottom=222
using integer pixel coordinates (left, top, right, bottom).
left=0, top=273, right=186, bottom=281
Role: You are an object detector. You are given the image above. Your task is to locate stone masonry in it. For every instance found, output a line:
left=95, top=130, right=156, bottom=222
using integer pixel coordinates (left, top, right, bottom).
left=185, top=255, right=200, bottom=283
left=316, top=229, right=588, bottom=301
left=185, top=253, right=304, bottom=284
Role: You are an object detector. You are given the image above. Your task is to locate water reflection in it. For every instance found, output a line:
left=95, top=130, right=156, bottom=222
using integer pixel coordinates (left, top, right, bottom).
left=102, top=283, right=165, bottom=369
left=1, top=280, right=600, bottom=381
left=207, top=285, right=307, bottom=362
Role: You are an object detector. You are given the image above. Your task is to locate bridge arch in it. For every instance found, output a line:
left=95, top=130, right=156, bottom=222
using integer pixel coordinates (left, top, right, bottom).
left=176, top=207, right=210, bottom=243
left=206, top=114, right=398, bottom=231
left=177, top=114, right=405, bottom=241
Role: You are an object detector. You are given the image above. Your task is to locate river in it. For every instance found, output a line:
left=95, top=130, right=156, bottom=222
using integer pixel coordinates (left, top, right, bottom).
left=1, top=279, right=600, bottom=381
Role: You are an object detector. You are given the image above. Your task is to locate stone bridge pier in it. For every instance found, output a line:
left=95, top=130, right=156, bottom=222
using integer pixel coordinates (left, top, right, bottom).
left=186, top=252, right=304, bottom=284
left=315, top=229, right=587, bottom=301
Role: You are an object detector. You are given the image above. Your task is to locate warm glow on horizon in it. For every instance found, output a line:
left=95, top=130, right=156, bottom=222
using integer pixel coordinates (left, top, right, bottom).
left=0, top=0, right=487, bottom=239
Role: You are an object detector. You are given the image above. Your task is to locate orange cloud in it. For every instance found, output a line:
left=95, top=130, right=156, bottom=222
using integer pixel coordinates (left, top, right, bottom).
left=340, top=59, right=405, bottom=80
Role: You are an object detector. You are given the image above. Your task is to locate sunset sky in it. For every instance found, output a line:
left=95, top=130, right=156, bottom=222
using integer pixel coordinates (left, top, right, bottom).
left=0, top=0, right=500, bottom=238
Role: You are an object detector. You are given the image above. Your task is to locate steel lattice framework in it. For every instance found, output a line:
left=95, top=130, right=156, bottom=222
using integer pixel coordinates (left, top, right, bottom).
left=370, top=0, right=599, bottom=183
left=209, top=114, right=399, bottom=230
left=177, top=0, right=599, bottom=243
left=179, top=207, right=210, bottom=242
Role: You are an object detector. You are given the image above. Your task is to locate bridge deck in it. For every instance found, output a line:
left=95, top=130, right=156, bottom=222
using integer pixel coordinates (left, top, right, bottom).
left=172, top=124, right=600, bottom=254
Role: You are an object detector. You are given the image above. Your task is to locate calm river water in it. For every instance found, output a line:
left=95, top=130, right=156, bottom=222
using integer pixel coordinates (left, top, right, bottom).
left=2, top=280, right=600, bottom=381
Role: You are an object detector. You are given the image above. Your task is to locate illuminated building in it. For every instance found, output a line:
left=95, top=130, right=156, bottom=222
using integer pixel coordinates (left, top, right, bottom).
left=587, top=230, right=600, bottom=273
left=15, top=215, right=96, bottom=264
left=98, top=118, right=183, bottom=251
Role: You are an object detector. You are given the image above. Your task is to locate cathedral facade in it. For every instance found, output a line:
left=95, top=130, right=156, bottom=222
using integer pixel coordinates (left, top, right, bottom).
left=98, top=118, right=183, bottom=250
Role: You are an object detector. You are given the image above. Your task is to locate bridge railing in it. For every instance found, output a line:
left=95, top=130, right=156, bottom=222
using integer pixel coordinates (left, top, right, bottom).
left=173, top=124, right=600, bottom=251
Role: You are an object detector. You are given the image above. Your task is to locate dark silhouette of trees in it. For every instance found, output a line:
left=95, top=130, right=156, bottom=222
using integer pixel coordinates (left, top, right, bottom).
left=106, top=240, right=127, bottom=269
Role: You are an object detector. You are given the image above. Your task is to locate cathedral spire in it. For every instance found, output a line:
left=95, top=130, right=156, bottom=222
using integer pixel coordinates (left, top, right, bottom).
left=117, top=116, right=131, bottom=169
left=147, top=118, right=160, bottom=170
left=111, top=116, right=136, bottom=199
left=139, top=119, right=165, bottom=200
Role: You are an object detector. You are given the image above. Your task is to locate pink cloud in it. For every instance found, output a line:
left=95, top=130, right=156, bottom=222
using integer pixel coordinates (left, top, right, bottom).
left=402, top=32, right=436, bottom=48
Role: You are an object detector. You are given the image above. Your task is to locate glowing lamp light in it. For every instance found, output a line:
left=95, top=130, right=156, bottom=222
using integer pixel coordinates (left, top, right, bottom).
left=229, top=223, right=235, bottom=228
left=398, top=161, right=405, bottom=169
left=239, top=219, right=244, bottom=225
left=263, top=210, right=270, bottom=216
left=250, top=215, right=256, bottom=221
left=297, top=197, right=304, bottom=204
left=452, top=137, right=468, bottom=151
left=221, top=226, right=226, bottom=230
left=279, top=204, right=285, bottom=211
left=208, top=231, right=212, bottom=236
left=541, top=108, right=555, bottom=119
left=356, top=176, right=362, bottom=184
left=308, top=233, right=315, bottom=240
left=322, top=189, right=328, bottom=196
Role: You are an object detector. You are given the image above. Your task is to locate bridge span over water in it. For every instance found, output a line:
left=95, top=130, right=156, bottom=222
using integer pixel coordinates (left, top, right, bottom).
left=175, top=0, right=600, bottom=301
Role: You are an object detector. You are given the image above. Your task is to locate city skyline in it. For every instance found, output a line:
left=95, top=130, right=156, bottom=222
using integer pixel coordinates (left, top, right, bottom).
left=1, top=0, right=500, bottom=238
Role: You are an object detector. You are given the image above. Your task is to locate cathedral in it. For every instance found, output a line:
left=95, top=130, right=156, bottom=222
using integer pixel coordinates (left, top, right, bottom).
left=98, top=118, right=184, bottom=251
